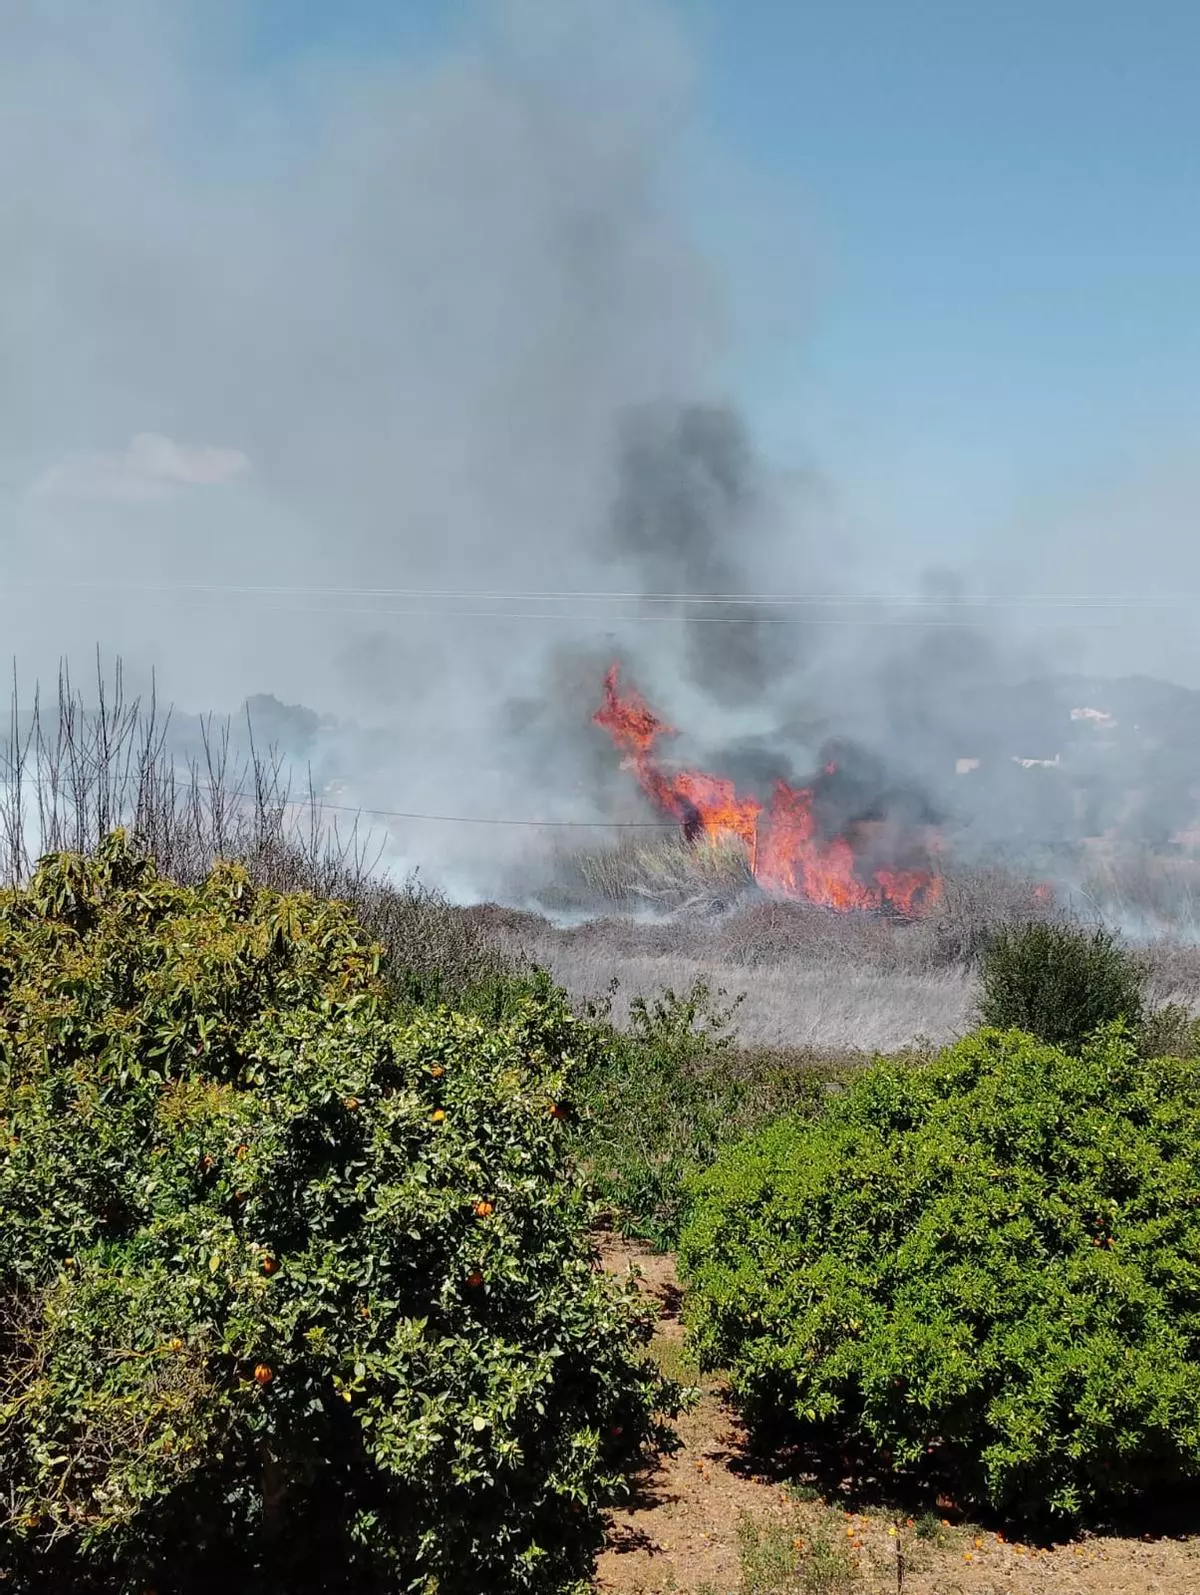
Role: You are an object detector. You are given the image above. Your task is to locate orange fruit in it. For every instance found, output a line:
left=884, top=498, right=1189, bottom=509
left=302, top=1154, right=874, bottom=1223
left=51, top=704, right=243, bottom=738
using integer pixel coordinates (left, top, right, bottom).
left=430, top=1109, right=446, bottom=1123
left=261, top=1256, right=278, bottom=1276
left=253, top=1364, right=273, bottom=1385
left=430, top=1064, right=445, bottom=1078
left=474, top=1200, right=494, bottom=1218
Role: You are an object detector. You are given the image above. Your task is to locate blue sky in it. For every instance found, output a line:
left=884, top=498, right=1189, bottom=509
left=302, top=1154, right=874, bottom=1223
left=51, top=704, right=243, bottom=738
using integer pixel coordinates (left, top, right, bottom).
left=696, top=2, right=1200, bottom=559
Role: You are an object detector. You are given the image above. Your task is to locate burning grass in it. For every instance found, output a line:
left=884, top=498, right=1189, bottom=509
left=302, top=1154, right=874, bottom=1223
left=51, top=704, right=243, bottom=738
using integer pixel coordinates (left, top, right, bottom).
left=559, top=832, right=756, bottom=913
left=593, top=665, right=943, bottom=916
left=15, top=656, right=1200, bottom=1056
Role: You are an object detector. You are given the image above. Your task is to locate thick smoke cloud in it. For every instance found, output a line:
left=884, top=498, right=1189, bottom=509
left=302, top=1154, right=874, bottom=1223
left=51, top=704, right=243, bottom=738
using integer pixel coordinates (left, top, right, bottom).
left=0, top=0, right=732, bottom=892
left=606, top=402, right=798, bottom=708
left=2, top=0, right=712, bottom=705
left=3, top=0, right=1195, bottom=900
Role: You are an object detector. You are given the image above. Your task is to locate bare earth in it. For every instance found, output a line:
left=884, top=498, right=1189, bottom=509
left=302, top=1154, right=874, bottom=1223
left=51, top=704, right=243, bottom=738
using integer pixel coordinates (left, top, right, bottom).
left=595, top=1237, right=1200, bottom=1595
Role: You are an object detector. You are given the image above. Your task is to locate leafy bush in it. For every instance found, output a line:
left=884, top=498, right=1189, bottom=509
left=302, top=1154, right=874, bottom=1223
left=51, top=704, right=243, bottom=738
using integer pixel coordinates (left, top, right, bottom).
left=680, top=1025, right=1200, bottom=1524
left=977, top=921, right=1143, bottom=1052
left=1138, top=1000, right=1200, bottom=1060
left=569, top=979, right=835, bottom=1249
left=0, top=833, right=679, bottom=1595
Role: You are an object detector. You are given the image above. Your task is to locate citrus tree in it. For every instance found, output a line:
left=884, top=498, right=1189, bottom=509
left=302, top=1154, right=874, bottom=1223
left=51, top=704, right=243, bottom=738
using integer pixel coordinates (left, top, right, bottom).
left=0, top=833, right=679, bottom=1594
left=680, top=1025, right=1200, bottom=1524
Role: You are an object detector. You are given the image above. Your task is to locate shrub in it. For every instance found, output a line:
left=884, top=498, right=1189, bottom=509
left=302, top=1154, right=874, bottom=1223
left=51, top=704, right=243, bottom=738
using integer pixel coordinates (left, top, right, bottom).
left=977, top=921, right=1143, bottom=1052
left=0, top=833, right=679, bottom=1595
left=569, top=979, right=835, bottom=1250
left=680, top=1026, right=1200, bottom=1524
left=1138, top=1000, right=1200, bottom=1060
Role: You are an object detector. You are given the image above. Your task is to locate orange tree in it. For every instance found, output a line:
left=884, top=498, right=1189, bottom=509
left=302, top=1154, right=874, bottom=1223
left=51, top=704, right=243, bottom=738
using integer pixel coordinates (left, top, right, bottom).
left=680, top=1026, right=1200, bottom=1526
left=0, top=834, right=679, bottom=1594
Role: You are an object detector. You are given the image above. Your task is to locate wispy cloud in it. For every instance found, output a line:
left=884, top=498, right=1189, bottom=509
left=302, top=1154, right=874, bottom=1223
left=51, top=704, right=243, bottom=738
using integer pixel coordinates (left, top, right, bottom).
left=29, top=433, right=249, bottom=504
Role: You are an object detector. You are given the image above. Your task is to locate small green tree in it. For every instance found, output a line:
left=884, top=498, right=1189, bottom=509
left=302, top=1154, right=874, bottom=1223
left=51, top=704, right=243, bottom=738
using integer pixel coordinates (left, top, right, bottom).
left=680, top=1026, right=1200, bottom=1525
left=0, top=833, right=679, bottom=1595
left=978, top=921, right=1143, bottom=1052
left=569, top=979, right=828, bottom=1250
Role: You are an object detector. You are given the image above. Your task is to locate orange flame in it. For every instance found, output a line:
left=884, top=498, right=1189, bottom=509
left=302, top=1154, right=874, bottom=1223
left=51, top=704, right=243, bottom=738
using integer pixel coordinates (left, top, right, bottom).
left=594, top=665, right=942, bottom=916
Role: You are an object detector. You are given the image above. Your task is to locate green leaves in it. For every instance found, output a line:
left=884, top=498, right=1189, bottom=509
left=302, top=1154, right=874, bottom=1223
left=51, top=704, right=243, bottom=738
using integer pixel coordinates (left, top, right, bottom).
left=568, top=977, right=833, bottom=1249
left=681, top=1025, right=1200, bottom=1526
left=978, top=922, right=1144, bottom=1054
left=0, top=835, right=679, bottom=1594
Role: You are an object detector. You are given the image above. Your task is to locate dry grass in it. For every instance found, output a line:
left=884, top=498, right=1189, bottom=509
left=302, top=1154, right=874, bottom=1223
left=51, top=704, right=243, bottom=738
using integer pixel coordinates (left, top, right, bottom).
left=1078, top=848, right=1200, bottom=937
left=558, top=834, right=756, bottom=915
left=507, top=934, right=974, bottom=1053
left=520, top=843, right=1200, bottom=1051
left=1137, top=938, right=1200, bottom=1009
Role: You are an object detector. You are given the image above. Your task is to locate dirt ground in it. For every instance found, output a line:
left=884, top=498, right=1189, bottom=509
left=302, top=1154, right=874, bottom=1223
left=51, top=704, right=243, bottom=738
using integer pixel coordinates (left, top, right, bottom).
left=595, top=1237, right=1200, bottom=1595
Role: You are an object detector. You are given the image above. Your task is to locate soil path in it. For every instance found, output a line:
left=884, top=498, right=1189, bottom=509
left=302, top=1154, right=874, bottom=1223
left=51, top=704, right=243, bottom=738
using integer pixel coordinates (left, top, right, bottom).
left=595, top=1237, right=1200, bottom=1595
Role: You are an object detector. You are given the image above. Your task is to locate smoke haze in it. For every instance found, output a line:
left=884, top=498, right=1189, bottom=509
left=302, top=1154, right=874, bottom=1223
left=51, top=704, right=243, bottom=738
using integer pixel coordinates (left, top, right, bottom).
left=3, top=0, right=1197, bottom=900
left=4, top=0, right=712, bottom=686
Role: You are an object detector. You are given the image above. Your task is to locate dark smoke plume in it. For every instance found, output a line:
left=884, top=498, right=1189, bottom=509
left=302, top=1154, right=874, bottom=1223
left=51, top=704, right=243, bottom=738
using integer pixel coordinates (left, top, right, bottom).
left=607, top=402, right=799, bottom=708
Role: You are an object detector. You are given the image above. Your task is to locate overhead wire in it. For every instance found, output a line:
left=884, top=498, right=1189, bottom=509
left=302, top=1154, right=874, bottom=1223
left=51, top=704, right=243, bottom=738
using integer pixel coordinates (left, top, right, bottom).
left=1, top=589, right=1152, bottom=629
left=4, top=577, right=1191, bottom=612
left=8, top=773, right=676, bottom=831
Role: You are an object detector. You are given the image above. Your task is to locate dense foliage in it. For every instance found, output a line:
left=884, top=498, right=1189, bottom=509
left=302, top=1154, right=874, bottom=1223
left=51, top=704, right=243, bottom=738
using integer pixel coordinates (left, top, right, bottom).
left=568, top=979, right=834, bottom=1250
left=977, top=921, right=1143, bottom=1053
left=680, top=1026, right=1200, bottom=1524
left=0, top=834, right=678, bottom=1595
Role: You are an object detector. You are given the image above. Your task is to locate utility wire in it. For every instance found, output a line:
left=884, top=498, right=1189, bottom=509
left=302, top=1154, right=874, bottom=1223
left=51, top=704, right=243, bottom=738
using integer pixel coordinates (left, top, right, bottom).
left=5, top=578, right=1191, bottom=610
left=317, top=800, right=674, bottom=829
left=13, top=593, right=1136, bottom=630
left=8, top=772, right=676, bottom=831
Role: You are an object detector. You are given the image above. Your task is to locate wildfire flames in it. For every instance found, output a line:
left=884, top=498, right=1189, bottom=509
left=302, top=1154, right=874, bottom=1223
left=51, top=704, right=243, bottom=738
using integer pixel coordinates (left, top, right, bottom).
left=594, top=666, right=942, bottom=916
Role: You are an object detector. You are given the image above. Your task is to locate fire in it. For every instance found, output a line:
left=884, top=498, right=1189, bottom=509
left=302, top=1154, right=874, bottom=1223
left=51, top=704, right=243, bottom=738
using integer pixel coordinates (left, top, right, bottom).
left=594, top=665, right=942, bottom=916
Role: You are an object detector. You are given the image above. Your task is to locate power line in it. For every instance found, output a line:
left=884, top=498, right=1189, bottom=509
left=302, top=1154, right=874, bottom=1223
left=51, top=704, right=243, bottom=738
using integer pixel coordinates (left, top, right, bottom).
left=317, top=800, right=673, bottom=829
left=174, top=600, right=1132, bottom=630
left=7, top=773, right=675, bottom=831
left=11, top=592, right=1138, bottom=630
left=6, top=578, right=1193, bottom=610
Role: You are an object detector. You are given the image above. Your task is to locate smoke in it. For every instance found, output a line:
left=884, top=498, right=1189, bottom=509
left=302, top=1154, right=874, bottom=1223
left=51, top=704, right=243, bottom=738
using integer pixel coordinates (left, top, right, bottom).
left=0, top=0, right=734, bottom=891
left=582, top=388, right=1200, bottom=884
left=3, top=0, right=712, bottom=701
left=606, top=402, right=800, bottom=707
left=3, top=0, right=1196, bottom=902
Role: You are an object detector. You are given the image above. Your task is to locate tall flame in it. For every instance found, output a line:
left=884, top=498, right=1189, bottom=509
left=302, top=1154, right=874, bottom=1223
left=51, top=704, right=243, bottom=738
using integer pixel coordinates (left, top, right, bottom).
left=594, top=665, right=941, bottom=916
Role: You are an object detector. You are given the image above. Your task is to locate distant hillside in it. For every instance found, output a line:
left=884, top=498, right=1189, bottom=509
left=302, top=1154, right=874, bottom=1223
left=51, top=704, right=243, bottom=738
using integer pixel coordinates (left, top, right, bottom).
left=936, top=673, right=1200, bottom=856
